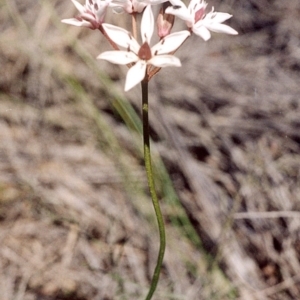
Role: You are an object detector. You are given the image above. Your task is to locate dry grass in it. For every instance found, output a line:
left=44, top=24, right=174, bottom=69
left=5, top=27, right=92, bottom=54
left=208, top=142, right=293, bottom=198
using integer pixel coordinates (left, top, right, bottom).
left=1, top=0, right=300, bottom=299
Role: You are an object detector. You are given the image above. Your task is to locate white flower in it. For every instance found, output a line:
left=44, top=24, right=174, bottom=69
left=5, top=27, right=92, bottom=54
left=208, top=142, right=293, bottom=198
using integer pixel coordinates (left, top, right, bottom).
left=61, top=0, right=110, bottom=29
left=110, top=0, right=145, bottom=13
left=166, top=0, right=238, bottom=41
left=111, top=0, right=168, bottom=14
left=97, top=5, right=190, bottom=91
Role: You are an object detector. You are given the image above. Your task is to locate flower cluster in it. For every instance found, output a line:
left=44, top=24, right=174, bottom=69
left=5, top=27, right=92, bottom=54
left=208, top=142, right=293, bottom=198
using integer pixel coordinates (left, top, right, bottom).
left=62, top=0, right=238, bottom=91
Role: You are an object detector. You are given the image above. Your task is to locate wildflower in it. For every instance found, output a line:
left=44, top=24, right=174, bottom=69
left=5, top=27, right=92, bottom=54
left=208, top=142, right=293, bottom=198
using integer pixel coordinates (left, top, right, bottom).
left=157, top=2, right=175, bottom=38
left=97, top=5, right=190, bottom=91
left=61, top=0, right=110, bottom=29
left=110, top=0, right=146, bottom=13
left=111, top=0, right=168, bottom=14
left=166, top=0, right=238, bottom=41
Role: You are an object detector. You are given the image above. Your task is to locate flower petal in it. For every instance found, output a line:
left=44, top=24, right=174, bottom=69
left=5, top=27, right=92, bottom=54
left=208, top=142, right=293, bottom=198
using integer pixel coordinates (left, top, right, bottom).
left=168, top=0, right=185, bottom=6
left=111, top=0, right=146, bottom=13
left=192, top=25, right=211, bottom=40
left=208, top=12, right=233, bottom=24
left=102, top=23, right=140, bottom=53
left=165, top=3, right=191, bottom=23
left=205, top=23, right=238, bottom=35
left=61, top=18, right=91, bottom=27
left=94, top=0, right=110, bottom=23
left=151, top=30, right=190, bottom=55
left=149, top=55, right=181, bottom=68
left=188, top=0, right=203, bottom=10
left=97, top=51, right=138, bottom=64
left=125, top=60, right=147, bottom=91
left=140, top=0, right=169, bottom=5
left=141, top=5, right=154, bottom=44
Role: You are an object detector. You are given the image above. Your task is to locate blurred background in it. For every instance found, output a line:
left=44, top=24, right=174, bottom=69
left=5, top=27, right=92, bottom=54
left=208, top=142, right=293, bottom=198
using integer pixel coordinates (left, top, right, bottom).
left=1, top=0, right=300, bottom=299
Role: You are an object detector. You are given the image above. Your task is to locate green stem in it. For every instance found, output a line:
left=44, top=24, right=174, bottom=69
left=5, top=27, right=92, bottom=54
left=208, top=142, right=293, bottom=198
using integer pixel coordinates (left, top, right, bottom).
left=142, top=80, right=166, bottom=300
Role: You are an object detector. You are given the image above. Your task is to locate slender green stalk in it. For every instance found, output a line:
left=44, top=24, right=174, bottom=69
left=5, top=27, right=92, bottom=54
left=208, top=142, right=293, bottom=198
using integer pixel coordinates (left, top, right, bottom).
left=142, top=80, right=166, bottom=300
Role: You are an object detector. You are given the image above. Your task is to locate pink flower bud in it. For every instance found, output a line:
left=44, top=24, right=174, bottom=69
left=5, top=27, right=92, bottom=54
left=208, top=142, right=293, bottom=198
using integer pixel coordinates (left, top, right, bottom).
left=157, top=3, right=175, bottom=39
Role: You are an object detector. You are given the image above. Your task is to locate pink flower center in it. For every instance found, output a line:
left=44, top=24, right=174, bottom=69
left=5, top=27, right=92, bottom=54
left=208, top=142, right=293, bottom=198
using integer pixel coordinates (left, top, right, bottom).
left=194, top=7, right=205, bottom=23
left=138, top=42, right=152, bottom=61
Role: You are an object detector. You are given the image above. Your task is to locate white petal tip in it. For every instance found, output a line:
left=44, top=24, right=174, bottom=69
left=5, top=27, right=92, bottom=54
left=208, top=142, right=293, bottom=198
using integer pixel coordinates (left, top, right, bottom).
left=229, top=29, right=239, bottom=35
left=61, top=18, right=88, bottom=27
